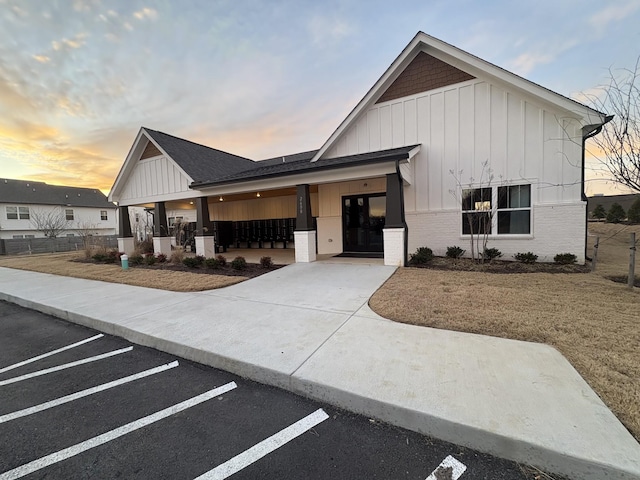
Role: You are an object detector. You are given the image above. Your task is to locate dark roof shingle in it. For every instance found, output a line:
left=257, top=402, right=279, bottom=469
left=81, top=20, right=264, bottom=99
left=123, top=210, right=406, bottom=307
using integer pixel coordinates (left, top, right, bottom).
left=0, top=179, right=115, bottom=208
left=144, top=128, right=256, bottom=182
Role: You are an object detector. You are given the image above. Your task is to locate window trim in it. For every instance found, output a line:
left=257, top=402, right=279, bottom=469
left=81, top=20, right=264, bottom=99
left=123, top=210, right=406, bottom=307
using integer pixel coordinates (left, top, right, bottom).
left=460, top=183, right=533, bottom=237
left=100, top=210, right=108, bottom=221
left=18, top=206, right=30, bottom=219
left=65, top=208, right=74, bottom=221
left=6, top=206, right=18, bottom=220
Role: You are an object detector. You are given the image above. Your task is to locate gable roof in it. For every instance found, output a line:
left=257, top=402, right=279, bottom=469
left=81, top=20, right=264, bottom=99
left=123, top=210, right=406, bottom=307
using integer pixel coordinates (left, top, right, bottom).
left=0, top=178, right=114, bottom=208
left=312, top=31, right=608, bottom=162
left=143, top=128, right=256, bottom=181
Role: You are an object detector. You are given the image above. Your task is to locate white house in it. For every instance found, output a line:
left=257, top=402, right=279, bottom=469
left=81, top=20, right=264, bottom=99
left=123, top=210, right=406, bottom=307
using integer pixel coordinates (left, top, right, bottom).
left=0, top=178, right=117, bottom=240
left=109, top=32, right=610, bottom=265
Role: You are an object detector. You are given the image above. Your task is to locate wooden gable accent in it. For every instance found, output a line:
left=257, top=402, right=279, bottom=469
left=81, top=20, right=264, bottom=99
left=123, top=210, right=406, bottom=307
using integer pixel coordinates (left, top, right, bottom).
left=140, top=140, right=162, bottom=160
left=376, top=52, right=475, bottom=104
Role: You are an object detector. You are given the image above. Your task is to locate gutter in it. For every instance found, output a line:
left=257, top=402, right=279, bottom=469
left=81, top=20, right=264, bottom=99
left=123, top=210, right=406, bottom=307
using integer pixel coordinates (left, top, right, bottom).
left=582, top=114, right=614, bottom=261
left=395, top=159, right=409, bottom=267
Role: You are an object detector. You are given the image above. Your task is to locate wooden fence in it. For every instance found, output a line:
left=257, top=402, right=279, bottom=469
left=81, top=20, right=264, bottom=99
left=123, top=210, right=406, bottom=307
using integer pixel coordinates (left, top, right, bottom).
left=0, top=236, right=118, bottom=256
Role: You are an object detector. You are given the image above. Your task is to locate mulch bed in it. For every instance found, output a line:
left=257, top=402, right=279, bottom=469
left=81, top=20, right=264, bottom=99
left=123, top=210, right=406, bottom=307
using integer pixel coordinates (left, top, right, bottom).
left=73, top=258, right=284, bottom=279
left=607, top=275, right=640, bottom=287
left=409, top=257, right=590, bottom=274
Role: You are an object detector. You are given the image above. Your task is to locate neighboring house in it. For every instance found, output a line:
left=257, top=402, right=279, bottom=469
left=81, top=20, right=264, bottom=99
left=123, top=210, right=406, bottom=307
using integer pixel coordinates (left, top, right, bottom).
left=109, top=32, right=610, bottom=265
left=0, top=179, right=117, bottom=240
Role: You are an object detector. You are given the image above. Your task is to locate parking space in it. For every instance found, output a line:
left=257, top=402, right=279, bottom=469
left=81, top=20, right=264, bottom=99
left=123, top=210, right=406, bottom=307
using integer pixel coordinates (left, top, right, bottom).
left=0, top=301, right=539, bottom=479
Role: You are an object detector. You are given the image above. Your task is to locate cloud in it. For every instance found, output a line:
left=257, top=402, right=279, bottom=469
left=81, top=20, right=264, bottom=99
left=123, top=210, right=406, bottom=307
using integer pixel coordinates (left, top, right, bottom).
left=51, top=32, right=88, bottom=51
left=508, top=52, right=554, bottom=76
left=32, top=54, right=51, bottom=63
left=308, top=14, right=353, bottom=47
left=589, top=2, right=640, bottom=34
left=133, top=7, right=158, bottom=21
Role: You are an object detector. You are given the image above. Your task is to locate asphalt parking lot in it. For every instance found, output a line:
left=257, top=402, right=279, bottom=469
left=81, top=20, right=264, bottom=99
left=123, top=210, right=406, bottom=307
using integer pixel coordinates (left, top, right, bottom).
left=0, top=300, right=546, bottom=479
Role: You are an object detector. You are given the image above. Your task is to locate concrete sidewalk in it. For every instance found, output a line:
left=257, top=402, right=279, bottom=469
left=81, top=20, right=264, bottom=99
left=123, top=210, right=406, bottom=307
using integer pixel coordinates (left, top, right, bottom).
left=0, top=263, right=638, bottom=480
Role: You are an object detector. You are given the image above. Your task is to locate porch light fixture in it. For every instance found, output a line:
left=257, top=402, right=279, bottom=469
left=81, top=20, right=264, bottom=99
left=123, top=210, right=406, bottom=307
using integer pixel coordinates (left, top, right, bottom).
left=189, top=201, right=194, bottom=205
left=219, top=196, right=223, bottom=201
left=256, top=192, right=261, bottom=198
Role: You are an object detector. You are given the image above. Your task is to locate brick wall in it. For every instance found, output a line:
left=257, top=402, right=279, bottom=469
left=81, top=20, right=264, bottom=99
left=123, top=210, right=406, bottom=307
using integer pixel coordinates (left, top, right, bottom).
left=376, top=52, right=475, bottom=104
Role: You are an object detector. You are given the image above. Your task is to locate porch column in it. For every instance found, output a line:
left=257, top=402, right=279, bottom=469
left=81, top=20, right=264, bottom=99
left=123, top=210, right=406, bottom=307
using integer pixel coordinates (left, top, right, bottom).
left=195, top=196, right=215, bottom=257
left=117, top=205, right=135, bottom=255
left=294, top=184, right=316, bottom=263
left=383, top=172, right=407, bottom=266
left=152, top=202, right=171, bottom=255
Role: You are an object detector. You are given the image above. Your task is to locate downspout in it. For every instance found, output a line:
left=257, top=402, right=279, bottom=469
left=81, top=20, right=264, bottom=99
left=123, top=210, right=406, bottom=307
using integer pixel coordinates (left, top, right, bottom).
left=395, top=159, right=408, bottom=267
left=582, top=114, right=614, bottom=261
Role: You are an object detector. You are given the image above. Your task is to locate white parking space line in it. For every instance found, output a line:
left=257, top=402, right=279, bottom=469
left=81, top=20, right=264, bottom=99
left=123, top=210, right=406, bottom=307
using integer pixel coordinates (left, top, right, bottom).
left=195, top=408, right=329, bottom=480
left=0, top=334, right=104, bottom=374
left=0, top=361, right=179, bottom=424
left=425, top=455, right=467, bottom=480
left=0, top=381, right=238, bottom=480
left=0, top=346, right=133, bottom=387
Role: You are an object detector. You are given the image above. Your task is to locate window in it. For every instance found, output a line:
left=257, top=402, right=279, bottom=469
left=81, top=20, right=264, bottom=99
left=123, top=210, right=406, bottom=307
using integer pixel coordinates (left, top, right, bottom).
left=461, top=184, right=531, bottom=235
left=18, top=206, right=29, bottom=219
left=66, top=233, right=75, bottom=237
left=461, top=187, right=492, bottom=235
left=6, top=206, right=17, bottom=219
left=24, top=234, right=35, bottom=238
left=100, top=210, right=108, bottom=221
left=65, top=209, right=74, bottom=220
left=12, top=235, right=24, bottom=239
left=497, top=185, right=531, bottom=234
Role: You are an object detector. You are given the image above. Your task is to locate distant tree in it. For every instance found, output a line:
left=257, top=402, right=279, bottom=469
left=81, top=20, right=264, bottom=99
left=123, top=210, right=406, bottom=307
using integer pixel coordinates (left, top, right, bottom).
left=627, top=196, right=640, bottom=223
left=606, top=202, right=626, bottom=223
left=30, top=208, right=69, bottom=238
left=592, top=204, right=606, bottom=219
left=586, top=57, right=640, bottom=193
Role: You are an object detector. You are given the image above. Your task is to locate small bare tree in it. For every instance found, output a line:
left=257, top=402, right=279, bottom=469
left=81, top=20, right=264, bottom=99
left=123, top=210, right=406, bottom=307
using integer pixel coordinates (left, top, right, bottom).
left=587, top=56, right=640, bottom=193
left=30, top=208, right=70, bottom=238
left=75, top=221, right=98, bottom=258
left=450, top=160, right=496, bottom=263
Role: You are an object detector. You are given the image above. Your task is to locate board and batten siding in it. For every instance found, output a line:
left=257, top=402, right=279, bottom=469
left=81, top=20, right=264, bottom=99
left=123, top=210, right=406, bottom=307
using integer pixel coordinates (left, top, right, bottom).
left=119, top=156, right=192, bottom=204
left=324, top=79, right=584, bottom=213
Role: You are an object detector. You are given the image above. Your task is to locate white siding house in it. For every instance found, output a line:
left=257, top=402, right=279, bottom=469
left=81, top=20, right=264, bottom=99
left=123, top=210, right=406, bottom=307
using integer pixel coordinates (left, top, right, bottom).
left=0, top=179, right=117, bottom=240
left=109, top=32, right=609, bottom=264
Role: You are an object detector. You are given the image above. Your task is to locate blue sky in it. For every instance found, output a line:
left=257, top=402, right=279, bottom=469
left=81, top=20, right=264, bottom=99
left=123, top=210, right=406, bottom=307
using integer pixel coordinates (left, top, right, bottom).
left=1, top=0, right=638, bottom=195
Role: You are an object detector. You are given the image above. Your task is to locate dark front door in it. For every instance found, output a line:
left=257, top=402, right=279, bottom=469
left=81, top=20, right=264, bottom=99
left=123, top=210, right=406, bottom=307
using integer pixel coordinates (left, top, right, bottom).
left=343, top=194, right=386, bottom=253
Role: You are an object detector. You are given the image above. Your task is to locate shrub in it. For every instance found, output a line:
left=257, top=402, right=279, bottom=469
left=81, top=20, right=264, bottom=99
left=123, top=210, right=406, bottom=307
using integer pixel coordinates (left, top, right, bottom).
left=216, top=255, right=227, bottom=267
left=144, top=254, right=156, bottom=266
left=128, top=254, right=144, bottom=266
left=156, top=253, right=167, bottom=263
left=514, top=252, right=538, bottom=264
left=483, top=248, right=503, bottom=261
left=194, top=255, right=206, bottom=265
left=170, top=249, right=184, bottom=264
left=628, top=196, right=640, bottom=224
left=137, top=238, right=154, bottom=254
left=554, top=253, right=577, bottom=265
left=607, top=203, right=626, bottom=223
left=105, top=250, right=119, bottom=264
left=231, top=256, right=247, bottom=270
left=409, top=247, right=433, bottom=265
left=446, top=246, right=465, bottom=259
left=205, top=257, right=220, bottom=269
left=182, top=257, right=201, bottom=268
left=260, top=256, right=273, bottom=268
left=92, top=253, right=108, bottom=263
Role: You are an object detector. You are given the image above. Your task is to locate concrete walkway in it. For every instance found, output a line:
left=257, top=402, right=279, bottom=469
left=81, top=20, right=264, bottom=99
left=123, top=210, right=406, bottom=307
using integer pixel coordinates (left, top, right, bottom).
left=0, top=263, right=638, bottom=480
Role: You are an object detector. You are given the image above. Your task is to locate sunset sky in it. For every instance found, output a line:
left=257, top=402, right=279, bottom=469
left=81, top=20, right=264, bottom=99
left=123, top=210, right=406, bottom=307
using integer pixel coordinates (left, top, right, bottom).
left=1, top=0, right=639, bottom=196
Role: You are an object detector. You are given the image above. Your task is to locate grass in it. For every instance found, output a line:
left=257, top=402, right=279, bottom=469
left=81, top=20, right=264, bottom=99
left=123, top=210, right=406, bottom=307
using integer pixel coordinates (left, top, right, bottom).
left=370, top=223, right=640, bottom=441
left=0, top=252, right=246, bottom=292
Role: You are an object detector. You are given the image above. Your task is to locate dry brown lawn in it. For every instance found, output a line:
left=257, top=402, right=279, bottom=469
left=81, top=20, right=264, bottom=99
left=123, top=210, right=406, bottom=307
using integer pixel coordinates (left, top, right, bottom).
left=370, top=223, right=640, bottom=441
left=0, top=252, right=246, bottom=291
